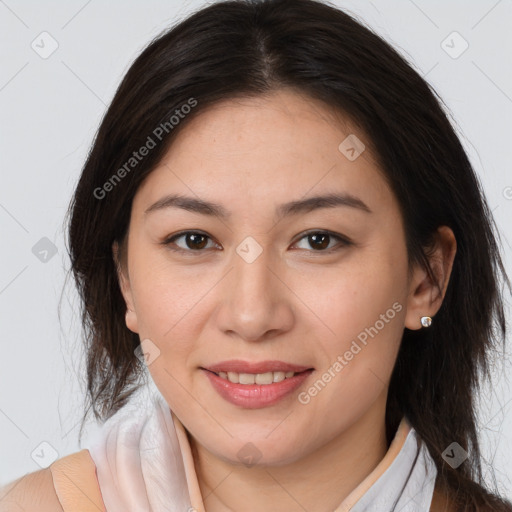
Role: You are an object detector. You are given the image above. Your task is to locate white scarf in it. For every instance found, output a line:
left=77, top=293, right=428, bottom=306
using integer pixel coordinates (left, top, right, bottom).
left=85, top=379, right=437, bottom=511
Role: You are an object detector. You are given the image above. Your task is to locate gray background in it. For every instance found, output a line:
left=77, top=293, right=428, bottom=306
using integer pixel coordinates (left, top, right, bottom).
left=1, top=0, right=511, bottom=499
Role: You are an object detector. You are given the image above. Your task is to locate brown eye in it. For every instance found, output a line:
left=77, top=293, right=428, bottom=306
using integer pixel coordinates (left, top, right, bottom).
left=163, top=231, right=216, bottom=252
left=293, top=231, right=351, bottom=252
left=184, top=233, right=209, bottom=250
left=308, top=233, right=330, bottom=250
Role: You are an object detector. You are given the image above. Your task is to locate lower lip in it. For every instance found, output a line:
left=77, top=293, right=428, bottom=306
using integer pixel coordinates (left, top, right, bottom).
left=202, top=369, right=313, bottom=409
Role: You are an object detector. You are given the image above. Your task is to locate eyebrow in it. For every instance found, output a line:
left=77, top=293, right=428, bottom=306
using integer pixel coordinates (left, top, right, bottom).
left=144, top=192, right=372, bottom=219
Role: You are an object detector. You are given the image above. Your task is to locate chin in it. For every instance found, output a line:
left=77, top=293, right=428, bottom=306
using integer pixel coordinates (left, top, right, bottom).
left=207, top=434, right=310, bottom=468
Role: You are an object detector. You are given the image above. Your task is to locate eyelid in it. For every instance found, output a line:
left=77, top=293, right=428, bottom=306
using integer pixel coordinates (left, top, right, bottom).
left=161, top=229, right=352, bottom=253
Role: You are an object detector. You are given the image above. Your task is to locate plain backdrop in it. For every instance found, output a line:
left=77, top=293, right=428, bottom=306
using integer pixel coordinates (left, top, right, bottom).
left=1, top=0, right=511, bottom=499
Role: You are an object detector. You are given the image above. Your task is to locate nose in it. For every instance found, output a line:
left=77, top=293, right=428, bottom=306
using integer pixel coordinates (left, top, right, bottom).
left=215, top=243, right=295, bottom=343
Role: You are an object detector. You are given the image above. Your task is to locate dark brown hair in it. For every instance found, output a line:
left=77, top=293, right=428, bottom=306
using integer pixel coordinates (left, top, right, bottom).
left=66, top=0, right=511, bottom=509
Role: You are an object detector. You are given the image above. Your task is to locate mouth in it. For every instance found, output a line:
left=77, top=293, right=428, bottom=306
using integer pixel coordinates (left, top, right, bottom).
left=202, top=360, right=313, bottom=384
left=200, top=360, right=314, bottom=408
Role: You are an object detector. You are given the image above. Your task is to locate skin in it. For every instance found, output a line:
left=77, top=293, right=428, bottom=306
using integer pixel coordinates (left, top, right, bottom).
left=114, top=88, right=457, bottom=512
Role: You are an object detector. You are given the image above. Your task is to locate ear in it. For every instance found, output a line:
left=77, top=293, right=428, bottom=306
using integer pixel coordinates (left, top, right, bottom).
left=404, top=226, right=457, bottom=330
left=112, top=240, right=139, bottom=333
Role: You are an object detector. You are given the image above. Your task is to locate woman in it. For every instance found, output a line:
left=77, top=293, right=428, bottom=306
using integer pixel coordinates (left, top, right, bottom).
left=1, top=0, right=510, bottom=510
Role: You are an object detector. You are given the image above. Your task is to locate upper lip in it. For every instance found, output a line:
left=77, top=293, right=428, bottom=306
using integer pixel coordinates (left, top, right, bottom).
left=203, top=360, right=313, bottom=374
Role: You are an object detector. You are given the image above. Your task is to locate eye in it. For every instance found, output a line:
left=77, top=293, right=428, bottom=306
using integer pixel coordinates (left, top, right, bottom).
left=292, top=231, right=351, bottom=252
left=162, top=231, right=219, bottom=252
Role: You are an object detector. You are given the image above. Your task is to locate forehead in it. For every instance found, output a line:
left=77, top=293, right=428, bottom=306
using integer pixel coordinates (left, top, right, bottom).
left=133, top=89, right=395, bottom=220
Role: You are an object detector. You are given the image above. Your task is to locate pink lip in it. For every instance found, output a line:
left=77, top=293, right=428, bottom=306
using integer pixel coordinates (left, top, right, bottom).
left=201, top=360, right=314, bottom=409
left=204, top=360, right=312, bottom=374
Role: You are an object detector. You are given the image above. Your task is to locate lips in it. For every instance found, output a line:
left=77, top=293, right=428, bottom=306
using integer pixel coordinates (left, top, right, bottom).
left=201, top=360, right=314, bottom=408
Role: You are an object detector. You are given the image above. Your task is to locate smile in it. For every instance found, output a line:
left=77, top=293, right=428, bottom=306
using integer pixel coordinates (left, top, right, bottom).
left=201, top=361, right=314, bottom=408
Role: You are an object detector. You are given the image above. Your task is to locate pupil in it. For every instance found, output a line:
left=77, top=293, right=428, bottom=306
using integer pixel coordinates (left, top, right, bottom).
left=310, top=233, right=329, bottom=250
left=187, top=233, right=207, bottom=250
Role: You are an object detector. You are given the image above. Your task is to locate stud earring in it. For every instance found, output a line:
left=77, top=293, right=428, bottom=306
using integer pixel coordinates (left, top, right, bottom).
left=420, top=316, right=432, bottom=328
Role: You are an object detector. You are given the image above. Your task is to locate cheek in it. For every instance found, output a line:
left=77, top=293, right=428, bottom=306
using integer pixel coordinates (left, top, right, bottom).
left=126, top=251, right=206, bottom=374
left=298, top=243, right=408, bottom=390
left=129, top=259, right=205, bottom=411
left=291, top=268, right=406, bottom=443
left=129, top=247, right=205, bottom=338
left=298, top=247, right=407, bottom=347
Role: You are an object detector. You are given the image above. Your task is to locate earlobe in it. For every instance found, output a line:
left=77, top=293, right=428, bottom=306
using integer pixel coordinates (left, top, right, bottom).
left=112, top=240, right=139, bottom=333
left=404, top=226, right=457, bottom=330
left=125, top=308, right=139, bottom=333
left=404, top=264, right=437, bottom=330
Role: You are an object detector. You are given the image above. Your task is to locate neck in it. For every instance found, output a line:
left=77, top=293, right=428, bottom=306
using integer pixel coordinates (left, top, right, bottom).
left=190, top=400, right=389, bottom=512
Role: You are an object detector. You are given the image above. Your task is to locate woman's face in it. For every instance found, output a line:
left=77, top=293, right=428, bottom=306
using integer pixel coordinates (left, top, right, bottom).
left=117, top=88, right=424, bottom=466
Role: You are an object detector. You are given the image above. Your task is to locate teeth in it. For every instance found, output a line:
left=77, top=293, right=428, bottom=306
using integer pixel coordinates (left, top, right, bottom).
left=255, top=372, right=273, bottom=385
left=239, top=373, right=255, bottom=384
left=217, top=370, right=299, bottom=384
left=227, top=372, right=239, bottom=383
left=273, top=371, right=286, bottom=382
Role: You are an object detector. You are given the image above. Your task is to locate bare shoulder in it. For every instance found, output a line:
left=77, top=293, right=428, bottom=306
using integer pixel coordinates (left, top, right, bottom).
left=0, top=468, right=63, bottom=512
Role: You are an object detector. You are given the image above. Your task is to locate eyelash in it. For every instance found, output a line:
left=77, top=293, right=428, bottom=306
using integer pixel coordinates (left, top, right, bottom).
left=161, top=230, right=352, bottom=255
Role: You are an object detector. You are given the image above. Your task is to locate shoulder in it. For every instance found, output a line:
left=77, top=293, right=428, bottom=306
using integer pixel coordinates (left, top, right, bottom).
left=0, top=448, right=103, bottom=512
left=0, top=467, right=63, bottom=511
